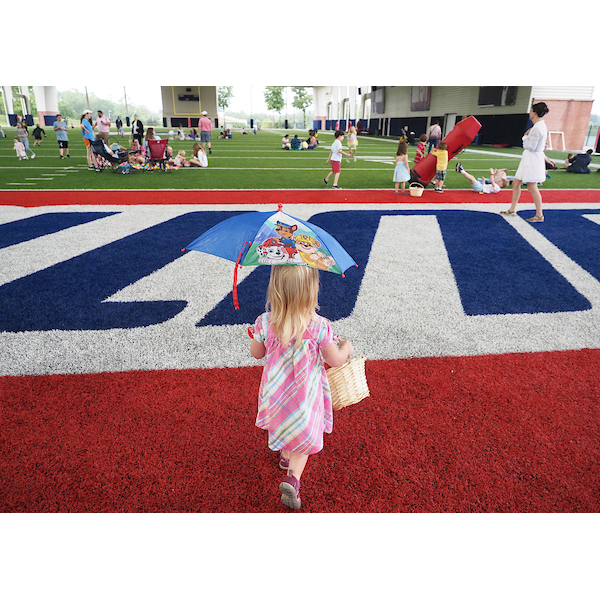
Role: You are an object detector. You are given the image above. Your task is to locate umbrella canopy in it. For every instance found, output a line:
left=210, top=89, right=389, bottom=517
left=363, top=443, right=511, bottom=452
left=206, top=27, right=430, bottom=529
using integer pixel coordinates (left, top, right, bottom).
left=184, top=204, right=357, bottom=308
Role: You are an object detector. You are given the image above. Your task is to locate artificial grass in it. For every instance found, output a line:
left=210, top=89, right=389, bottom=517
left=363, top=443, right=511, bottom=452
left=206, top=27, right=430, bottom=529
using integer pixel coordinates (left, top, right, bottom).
left=1, top=127, right=598, bottom=191
left=2, top=349, right=599, bottom=512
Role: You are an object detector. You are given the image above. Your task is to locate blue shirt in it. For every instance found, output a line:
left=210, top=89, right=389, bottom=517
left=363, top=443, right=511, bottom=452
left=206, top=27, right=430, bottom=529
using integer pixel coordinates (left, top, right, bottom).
left=53, top=120, right=69, bottom=141
left=81, top=118, right=94, bottom=141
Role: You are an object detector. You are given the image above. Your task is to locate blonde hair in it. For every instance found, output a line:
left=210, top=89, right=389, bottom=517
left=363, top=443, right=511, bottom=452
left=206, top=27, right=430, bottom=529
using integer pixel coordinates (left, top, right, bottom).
left=266, top=265, right=320, bottom=346
left=178, top=149, right=186, bottom=157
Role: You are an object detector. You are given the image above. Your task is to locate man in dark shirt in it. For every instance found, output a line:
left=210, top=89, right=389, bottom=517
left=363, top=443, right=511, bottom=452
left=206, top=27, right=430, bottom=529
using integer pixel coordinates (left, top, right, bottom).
left=566, top=149, right=593, bottom=174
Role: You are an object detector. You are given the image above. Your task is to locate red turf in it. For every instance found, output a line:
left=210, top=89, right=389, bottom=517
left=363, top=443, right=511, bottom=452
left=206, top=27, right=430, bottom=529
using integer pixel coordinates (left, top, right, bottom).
left=2, top=349, right=599, bottom=513
left=1, top=189, right=599, bottom=207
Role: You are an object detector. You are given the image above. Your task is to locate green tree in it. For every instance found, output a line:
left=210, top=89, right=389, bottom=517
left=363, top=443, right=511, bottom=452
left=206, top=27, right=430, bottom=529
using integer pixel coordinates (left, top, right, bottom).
left=218, top=86, right=233, bottom=111
left=291, top=87, right=312, bottom=129
left=264, top=86, right=284, bottom=127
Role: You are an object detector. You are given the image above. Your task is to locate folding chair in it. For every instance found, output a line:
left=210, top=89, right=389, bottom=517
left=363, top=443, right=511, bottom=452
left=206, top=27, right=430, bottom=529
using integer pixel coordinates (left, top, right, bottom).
left=147, top=139, right=169, bottom=170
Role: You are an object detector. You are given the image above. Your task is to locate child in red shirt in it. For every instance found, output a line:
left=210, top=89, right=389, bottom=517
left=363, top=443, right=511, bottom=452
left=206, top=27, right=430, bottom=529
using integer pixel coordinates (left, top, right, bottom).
left=414, top=134, right=427, bottom=165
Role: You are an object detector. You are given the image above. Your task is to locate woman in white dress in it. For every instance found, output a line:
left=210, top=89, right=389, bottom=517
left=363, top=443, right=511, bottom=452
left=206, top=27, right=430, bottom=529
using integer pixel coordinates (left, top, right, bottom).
left=501, top=102, right=549, bottom=223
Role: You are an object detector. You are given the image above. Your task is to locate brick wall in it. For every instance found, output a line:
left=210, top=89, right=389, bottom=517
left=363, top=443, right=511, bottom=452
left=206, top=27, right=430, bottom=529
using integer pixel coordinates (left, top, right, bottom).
left=533, top=98, right=593, bottom=151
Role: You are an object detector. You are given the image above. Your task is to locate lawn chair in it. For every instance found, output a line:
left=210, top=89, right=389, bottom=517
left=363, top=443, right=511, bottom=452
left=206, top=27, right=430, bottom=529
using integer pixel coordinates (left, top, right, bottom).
left=91, top=139, right=128, bottom=172
left=147, top=139, right=169, bottom=170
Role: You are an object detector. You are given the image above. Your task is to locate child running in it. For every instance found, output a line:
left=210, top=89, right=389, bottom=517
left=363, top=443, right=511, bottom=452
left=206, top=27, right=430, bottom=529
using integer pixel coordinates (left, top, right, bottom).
left=431, top=141, right=449, bottom=193
left=324, top=130, right=352, bottom=189
left=250, top=265, right=354, bottom=510
left=456, top=163, right=509, bottom=193
left=393, top=141, right=411, bottom=194
left=13, top=137, right=27, bottom=160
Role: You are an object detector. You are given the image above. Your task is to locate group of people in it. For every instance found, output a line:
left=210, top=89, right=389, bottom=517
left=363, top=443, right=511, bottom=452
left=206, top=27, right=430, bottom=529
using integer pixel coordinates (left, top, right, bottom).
left=282, top=129, right=320, bottom=151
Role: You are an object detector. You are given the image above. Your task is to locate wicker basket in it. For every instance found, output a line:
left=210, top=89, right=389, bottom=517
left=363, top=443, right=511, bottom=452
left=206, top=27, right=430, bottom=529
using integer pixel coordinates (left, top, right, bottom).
left=327, top=355, right=370, bottom=411
left=409, top=182, right=424, bottom=197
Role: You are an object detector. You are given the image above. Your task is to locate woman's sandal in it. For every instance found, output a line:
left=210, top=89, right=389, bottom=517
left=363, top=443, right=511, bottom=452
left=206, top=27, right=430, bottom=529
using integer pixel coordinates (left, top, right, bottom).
left=500, top=210, right=516, bottom=216
left=526, top=215, right=544, bottom=223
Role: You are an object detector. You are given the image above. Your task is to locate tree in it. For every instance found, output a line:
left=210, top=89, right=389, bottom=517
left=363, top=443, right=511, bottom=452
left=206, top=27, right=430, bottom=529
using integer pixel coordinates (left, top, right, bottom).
left=264, top=87, right=284, bottom=127
left=218, top=86, right=233, bottom=111
left=291, top=87, right=312, bottom=129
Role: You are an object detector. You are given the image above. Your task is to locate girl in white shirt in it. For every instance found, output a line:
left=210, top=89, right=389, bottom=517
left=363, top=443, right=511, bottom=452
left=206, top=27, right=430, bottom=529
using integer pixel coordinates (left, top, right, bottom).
left=501, top=102, right=549, bottom=223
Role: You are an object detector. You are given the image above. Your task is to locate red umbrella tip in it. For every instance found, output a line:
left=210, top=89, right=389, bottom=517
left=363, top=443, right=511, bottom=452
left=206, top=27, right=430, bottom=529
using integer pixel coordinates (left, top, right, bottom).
left=181, top=248, right=186, bottom=252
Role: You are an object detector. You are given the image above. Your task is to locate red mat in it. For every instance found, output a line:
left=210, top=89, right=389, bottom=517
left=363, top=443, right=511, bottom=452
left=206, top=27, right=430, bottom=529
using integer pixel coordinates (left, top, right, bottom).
left=2, top=349, right=599, bottom=513
left=1, top=188, right=599, bottom=207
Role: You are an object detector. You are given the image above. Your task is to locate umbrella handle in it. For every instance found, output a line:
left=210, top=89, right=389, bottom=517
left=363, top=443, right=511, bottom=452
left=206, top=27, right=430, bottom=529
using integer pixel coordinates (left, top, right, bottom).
left=233, top=241, right=252, bottom=310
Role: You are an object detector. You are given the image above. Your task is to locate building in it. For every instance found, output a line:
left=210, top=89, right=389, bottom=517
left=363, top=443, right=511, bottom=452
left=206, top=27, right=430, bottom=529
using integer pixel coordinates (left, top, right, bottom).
left=312, top=86, right=595, bottom=150
left=161, top=86, right=218, bottom=128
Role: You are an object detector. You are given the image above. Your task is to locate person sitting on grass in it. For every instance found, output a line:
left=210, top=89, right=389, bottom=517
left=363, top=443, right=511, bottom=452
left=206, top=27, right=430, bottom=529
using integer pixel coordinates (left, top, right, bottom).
left=307, top=132, right=317, bottom=149
left=282, top=134, right=291, bottom=150
left=129, top=139, right=146, bottom=165
left=174, top=149, right=190, bottom=167
left=188, top=143, right=208, bottom=167
left=456, top=163, right=509, bottom=193
left=565, top=149, right=593, bottom=174
left=290, top=135, right=302, bottom=150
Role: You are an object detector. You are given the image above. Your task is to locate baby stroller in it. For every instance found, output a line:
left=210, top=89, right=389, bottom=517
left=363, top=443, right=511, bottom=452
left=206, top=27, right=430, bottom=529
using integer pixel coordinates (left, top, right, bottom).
left=91, top=139, right=129, bottom=172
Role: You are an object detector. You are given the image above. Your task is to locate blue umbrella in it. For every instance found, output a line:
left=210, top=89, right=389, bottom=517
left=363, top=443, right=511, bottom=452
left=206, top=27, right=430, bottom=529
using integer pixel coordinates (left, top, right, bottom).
left=184, top=204, right=357, bottom=309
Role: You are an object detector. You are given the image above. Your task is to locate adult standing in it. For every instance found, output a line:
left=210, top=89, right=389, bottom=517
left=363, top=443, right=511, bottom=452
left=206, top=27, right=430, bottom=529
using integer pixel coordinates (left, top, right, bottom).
left=16, top=122, right=35, bottom=159
left=198, top=110, right=212, bottom=155
left=427, top=120, right=441, bottom=154
left=80, top=109, right=100, bottom=171
left=94, top=110, right=111, bottom=143
left=131, top=113, right=144, bottom=145
left=500, top=102, right=549, bottom=223
left=53, top=113, right=70, bottom=158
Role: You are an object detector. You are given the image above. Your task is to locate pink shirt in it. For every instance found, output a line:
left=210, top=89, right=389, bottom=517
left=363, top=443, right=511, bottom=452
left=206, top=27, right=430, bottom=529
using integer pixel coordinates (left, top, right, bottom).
left=97, top=115, right=111, bottom=133
left=199, top=116, right=212, bottom=132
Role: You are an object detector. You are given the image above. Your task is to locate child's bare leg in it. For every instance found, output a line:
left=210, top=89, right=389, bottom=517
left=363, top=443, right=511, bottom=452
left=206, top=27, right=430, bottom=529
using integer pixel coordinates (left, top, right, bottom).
left=333, top=172, right=341, bottom=186
left=395, top=182, right=399, bottom=193
left=461, top=170, right=476, bottom=184
left=288, top=453, right=309, bottom=480
left=324, top=170, right=333, bottom=183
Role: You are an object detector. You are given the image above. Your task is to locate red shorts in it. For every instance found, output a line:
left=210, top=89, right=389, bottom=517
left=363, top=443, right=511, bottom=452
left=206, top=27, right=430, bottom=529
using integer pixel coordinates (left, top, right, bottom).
left=331, top=160, right=341, bottom=173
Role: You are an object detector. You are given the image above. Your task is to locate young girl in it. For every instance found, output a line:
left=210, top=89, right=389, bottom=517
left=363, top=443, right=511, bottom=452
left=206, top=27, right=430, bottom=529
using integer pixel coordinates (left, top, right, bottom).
left=250, top=265, right=354, bottom=510
left=188, top=143, right=208, bottom=167
left=393, top=141, right=411, bottom=194
left=13, top=137, right=27, bottom=160
left=17, top=122, right=35, bottom=159
left=414, top=134, right=427, bottom=165
left=174, top=149, right=189, bottom=167
left=346, top=125, right=358, bottom=162
left=129, top=139, right=146, bottom=165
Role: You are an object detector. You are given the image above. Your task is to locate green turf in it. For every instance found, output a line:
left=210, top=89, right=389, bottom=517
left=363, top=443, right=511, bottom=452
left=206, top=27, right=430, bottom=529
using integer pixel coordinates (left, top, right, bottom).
left=0, top=127, right=598, bottom=191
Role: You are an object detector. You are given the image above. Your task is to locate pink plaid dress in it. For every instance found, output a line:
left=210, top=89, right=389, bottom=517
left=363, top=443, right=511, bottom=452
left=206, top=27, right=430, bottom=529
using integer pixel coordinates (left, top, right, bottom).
left=253, top=312, right=335, bottom=455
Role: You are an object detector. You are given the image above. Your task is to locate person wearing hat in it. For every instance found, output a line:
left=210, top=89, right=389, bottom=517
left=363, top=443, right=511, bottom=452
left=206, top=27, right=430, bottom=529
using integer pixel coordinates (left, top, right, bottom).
left=94, top=110, right=111, bottom=143
left=80, top=109, right=100, bottom=171
left=53, top=113, right=70, bottom=159
left=198, top=110, right=213, bottom=155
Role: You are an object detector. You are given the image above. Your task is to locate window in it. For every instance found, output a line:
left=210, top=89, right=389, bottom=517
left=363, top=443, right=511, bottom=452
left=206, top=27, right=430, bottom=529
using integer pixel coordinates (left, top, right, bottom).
left=478, top=87, right=517, bottom=107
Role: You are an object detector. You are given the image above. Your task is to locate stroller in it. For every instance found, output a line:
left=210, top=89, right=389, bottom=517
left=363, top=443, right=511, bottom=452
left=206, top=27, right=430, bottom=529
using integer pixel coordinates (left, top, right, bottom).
left=91, top=139, right=129, bottom=172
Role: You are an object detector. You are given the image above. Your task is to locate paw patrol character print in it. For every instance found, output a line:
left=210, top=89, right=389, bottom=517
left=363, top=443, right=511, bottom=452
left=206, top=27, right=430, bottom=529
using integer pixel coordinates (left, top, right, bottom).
left=294, top=233, right=336, bottom=271
left=257, top=237, right=304, bottom=265
left=274, top=220, right=298, bottom=250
